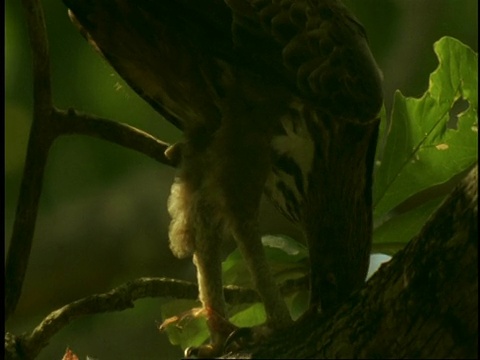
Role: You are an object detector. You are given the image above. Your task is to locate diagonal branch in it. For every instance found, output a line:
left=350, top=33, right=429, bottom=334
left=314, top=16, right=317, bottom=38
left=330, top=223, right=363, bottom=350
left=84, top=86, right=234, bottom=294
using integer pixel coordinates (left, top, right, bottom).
left=6, top=278, right=200, bottom=359
left=5, top=278, right=255, bottom=360
left=51, top=108, right=177, bottom=167
left=232, top=165, right=478, bottom=359
left=4, top=275, right=308, bottom=359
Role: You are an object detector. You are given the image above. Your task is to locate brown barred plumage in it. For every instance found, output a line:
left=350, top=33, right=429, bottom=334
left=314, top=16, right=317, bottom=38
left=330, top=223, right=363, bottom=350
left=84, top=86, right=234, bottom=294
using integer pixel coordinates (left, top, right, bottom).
left=64, top=0, right=382, bottom=356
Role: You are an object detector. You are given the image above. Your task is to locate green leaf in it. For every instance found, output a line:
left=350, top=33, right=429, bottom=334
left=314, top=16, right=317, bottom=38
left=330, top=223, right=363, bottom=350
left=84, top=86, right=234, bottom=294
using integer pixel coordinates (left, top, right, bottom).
left=229, top=303, right=266, bottom=328
left=261, top=234, right=309, bottom=262
left=374, top=36, right=478, bottom=219
left=373, top=196, right=445, bottom=249
left=222, top=246, right=250, bottom=287
left=160, top=299, right=209, bottom=350
left=286, top=290, right=309, bottom=321
left=222, top=234, right=308, bottom=287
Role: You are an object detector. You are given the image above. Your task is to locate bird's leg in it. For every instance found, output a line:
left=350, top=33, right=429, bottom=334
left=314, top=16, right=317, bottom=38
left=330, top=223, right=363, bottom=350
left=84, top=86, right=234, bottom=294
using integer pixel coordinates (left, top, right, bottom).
left=184, top=200, right=237, bottom=358
left=218, top=216, right=293, bottom=353
left=217, top=110, right=293, bottom=346
left=232, top=220, right=292, bottom=331
left=189, top=250, right=233, bottom=357
left=169, top=166, right=236, bottom=357
left=220, top=145, right=293, bottom=345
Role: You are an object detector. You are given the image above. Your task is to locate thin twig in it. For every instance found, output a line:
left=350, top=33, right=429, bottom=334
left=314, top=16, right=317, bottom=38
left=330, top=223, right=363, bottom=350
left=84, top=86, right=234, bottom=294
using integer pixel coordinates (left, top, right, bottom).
left=21, top=278, right=199, bottom=359
left=5, top=275, right=308, bottom=359
left=5, top=278, right=254, bottom=359
left=52, top=108, right=177, bottom=168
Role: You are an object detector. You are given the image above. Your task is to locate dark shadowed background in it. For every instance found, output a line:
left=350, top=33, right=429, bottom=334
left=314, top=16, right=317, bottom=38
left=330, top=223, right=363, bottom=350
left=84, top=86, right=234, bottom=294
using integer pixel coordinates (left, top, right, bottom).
left=5, top=1, right=478, bottom=359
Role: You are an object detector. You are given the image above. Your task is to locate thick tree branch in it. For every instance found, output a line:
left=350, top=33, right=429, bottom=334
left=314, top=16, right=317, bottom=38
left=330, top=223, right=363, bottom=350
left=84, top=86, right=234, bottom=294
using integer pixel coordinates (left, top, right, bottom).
left=233, top=165, right=478, bottom=359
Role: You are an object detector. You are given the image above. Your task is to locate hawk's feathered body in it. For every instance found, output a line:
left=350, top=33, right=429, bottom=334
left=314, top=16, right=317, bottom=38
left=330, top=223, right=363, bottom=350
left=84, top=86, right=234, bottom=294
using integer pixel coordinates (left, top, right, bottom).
left=65, top=0, right=382, bottom=355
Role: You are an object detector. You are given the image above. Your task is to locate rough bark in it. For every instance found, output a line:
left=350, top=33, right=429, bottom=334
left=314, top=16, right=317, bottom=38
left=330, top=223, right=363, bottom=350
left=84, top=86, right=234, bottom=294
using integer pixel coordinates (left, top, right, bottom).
left=227, top=165, right=478, bottom=359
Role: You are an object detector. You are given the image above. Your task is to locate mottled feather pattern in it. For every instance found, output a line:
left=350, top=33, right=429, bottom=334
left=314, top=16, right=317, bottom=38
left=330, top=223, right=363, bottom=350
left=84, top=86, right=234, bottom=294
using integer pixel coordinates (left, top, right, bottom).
left=227, top=0, right=383, bottom=122
left=266, top=99, right=316, bottom=223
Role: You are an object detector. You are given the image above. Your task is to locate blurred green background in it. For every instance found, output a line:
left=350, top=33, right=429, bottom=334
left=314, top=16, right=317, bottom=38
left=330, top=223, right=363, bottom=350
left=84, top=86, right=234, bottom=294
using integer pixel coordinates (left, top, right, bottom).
left=5, top=1, right=477, bottom=359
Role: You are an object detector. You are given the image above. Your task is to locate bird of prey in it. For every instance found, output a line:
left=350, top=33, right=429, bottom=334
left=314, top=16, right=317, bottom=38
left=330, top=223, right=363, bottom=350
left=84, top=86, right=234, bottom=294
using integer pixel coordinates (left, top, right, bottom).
left=64, top=0, right=383, bottom=356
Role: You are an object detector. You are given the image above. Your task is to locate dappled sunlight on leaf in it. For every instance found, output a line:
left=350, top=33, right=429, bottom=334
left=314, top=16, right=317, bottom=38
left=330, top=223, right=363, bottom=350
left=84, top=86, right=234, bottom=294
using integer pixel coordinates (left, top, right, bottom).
left=374, top=37, right=478, bottom=218
left=373, top=37, right=478, bottom=247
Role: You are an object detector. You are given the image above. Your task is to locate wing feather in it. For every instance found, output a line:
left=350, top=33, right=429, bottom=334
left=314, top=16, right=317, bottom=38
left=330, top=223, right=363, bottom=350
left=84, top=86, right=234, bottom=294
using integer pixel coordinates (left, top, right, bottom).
left=64, top=0, right=383, bottom=129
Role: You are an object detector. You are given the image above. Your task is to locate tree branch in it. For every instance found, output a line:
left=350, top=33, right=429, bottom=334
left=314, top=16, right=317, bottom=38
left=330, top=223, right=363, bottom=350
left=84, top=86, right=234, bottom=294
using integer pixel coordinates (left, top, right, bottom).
left=22, top=0, right=52, bottom=111
left=51, top=108, right=177, bottom=167
left=6, top=0, right=177, bottom=322
left=6, top=0, right=54, bottom=320
left=5, top=107, right=177, bottom=322
left=4, top=274, right=308, bottom=359
left=4, top=279, right=234, bottom=360
left=234, top=165, right=478, bottom=359
left=6, top=278, right=198, bottom=359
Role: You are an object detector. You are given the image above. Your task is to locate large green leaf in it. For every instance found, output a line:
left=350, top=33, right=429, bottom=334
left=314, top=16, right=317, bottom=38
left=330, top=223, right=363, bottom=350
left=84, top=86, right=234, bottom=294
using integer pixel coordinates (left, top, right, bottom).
left=374, top=36, right=478, bottom=219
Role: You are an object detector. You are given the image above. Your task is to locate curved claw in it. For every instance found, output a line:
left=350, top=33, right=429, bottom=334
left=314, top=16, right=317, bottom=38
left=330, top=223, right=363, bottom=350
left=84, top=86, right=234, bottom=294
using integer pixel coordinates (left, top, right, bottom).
left=184, top=344, right=219, bottom=359
left=223, top=327, right=254, bottom=352
left=184, top=327, right=252, bottom=357
left=223, top=325, right=275, bottom=353
left=184, top=327, right=237, bottom=358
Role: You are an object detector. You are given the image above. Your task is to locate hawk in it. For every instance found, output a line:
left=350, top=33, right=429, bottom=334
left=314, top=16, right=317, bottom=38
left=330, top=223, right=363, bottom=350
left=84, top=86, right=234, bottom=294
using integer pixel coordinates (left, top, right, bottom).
left=64, top=0, right=383, bottom=356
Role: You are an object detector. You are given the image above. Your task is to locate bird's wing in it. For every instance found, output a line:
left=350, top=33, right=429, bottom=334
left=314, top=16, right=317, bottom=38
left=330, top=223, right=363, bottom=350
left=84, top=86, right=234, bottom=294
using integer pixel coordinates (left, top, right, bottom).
left=223, top=0, right=383, bottom=122
left=64, top=0, right=383, bottom=130
left=64, top=0, right=235, bottom=131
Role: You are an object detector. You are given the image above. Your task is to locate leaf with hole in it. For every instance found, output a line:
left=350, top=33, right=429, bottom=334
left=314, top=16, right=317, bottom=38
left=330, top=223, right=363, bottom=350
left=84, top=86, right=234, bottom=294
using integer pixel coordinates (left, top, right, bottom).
left=374, top=36, right=478, bottom=221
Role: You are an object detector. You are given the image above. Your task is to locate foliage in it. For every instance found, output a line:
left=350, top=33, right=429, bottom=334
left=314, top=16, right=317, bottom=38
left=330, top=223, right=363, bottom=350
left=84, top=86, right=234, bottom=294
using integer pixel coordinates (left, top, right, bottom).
left=373, top=36, right=478, bottom=247
left=160, top=36, right=478, bottom=351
